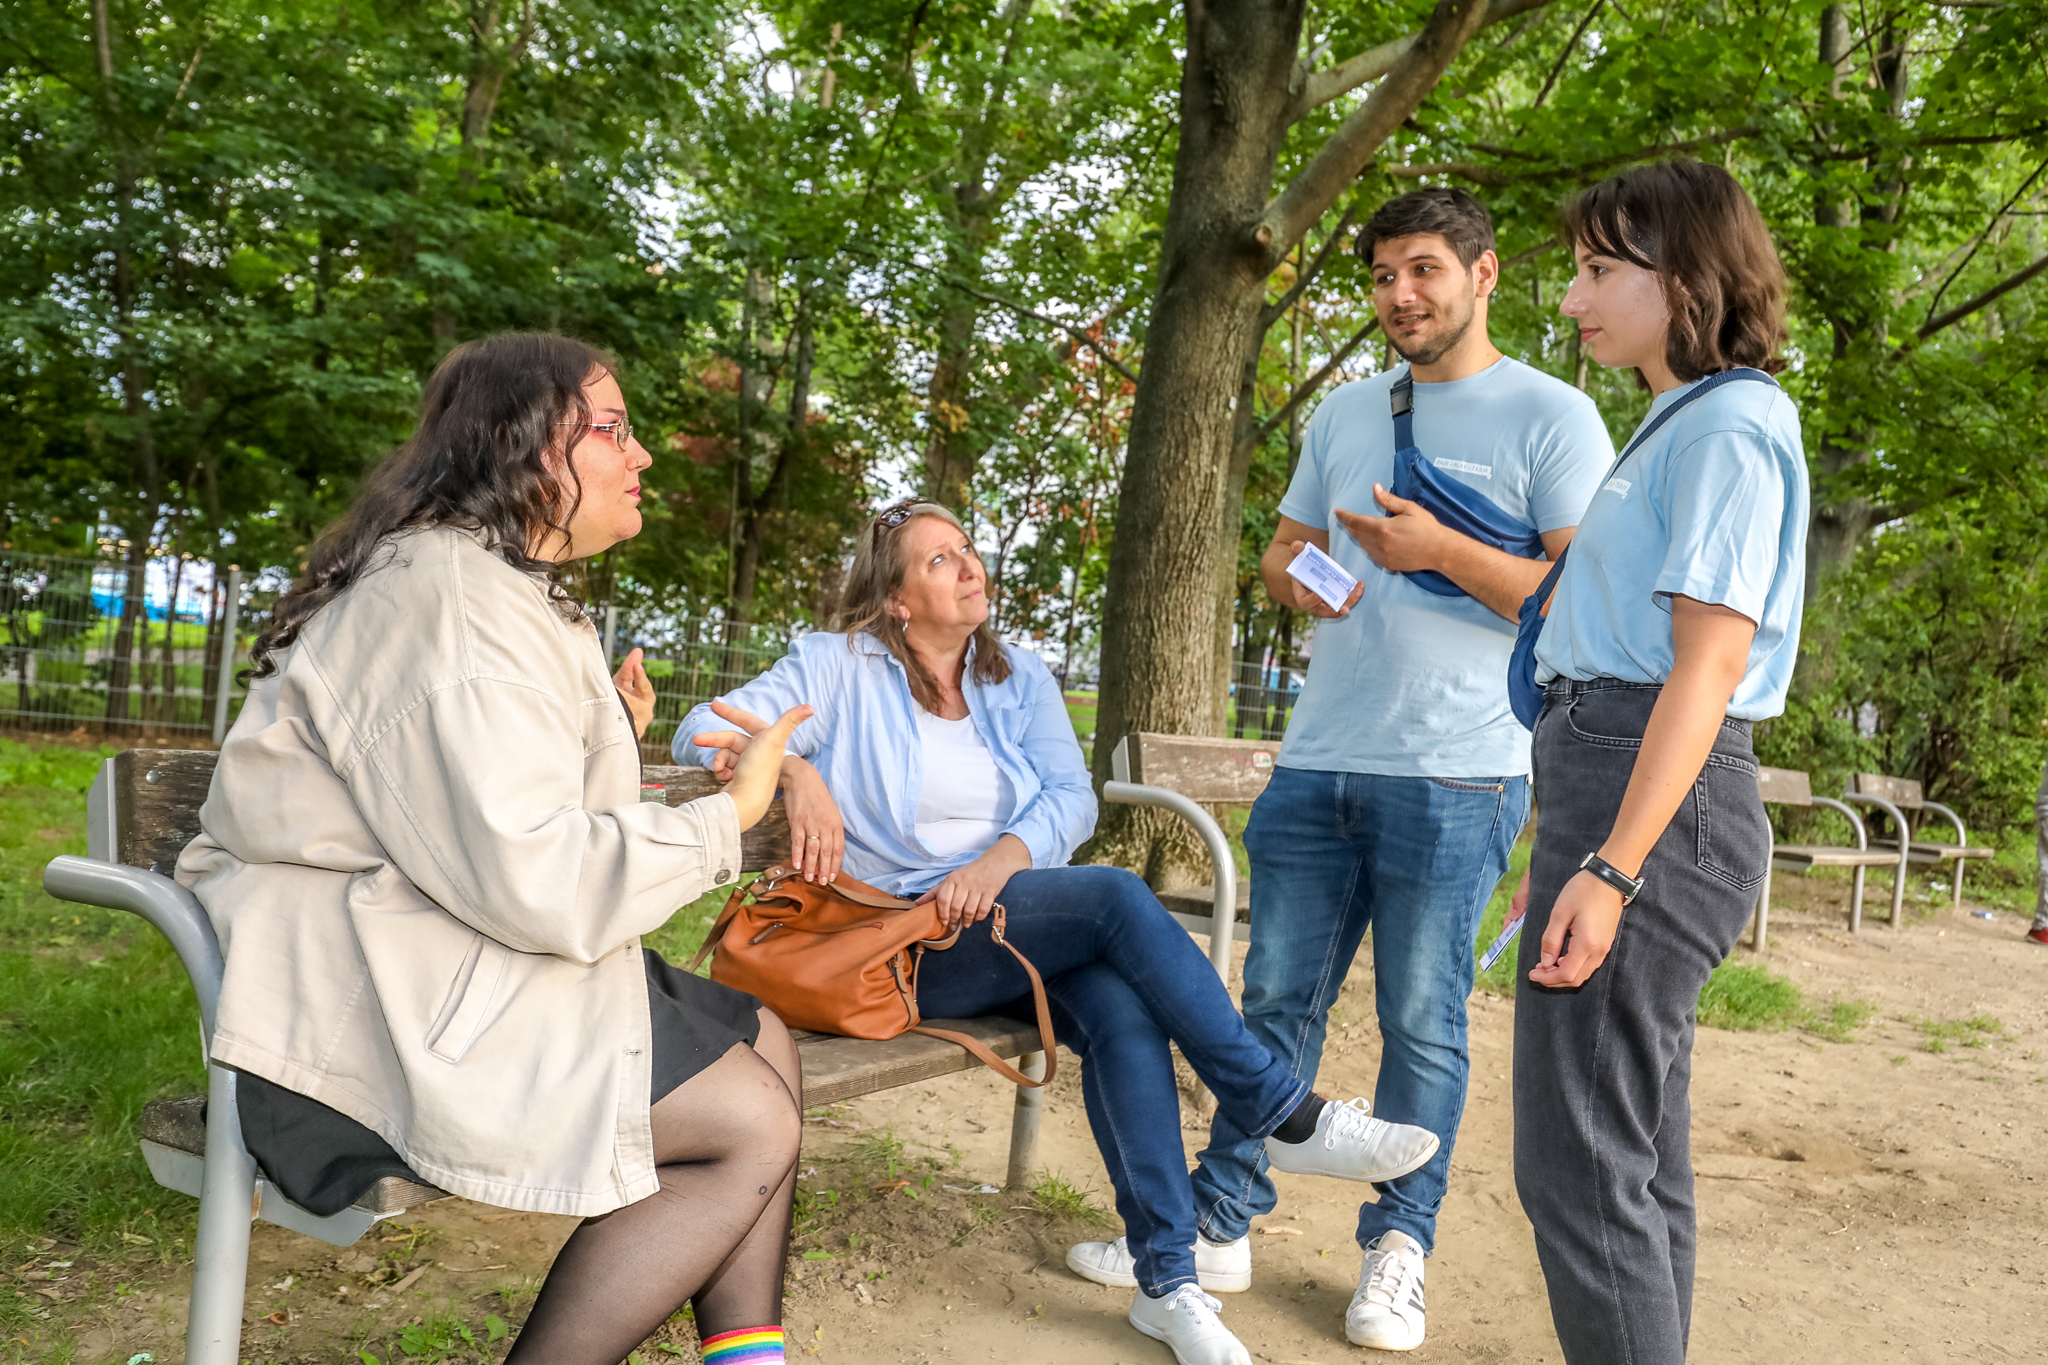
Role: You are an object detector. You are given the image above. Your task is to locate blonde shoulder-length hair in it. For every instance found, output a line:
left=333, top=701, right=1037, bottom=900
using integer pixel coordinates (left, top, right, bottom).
left=834, top=502, right=1011, bottom=714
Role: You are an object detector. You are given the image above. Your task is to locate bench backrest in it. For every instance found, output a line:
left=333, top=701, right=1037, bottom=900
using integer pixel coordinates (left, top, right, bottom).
left=1851, top=772, right=1924, bottom=809
left=97, top=750, right=793, bottom=875
left=1111, top=732, right=1280, bottom=804
left=1756, top=766, right=1812, bottom=806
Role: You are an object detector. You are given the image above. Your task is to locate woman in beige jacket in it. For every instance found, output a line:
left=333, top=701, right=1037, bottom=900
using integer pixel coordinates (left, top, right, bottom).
left=177, top=332, right=811, bottom=1365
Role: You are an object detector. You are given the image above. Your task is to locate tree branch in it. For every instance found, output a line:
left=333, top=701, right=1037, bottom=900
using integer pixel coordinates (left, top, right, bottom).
left=1518, top=0, right=1602, bottom=131
left=1920, top=154, right=2048, bottom=323
left=1387, top=126, right=1761, bottom=187
left=952, top=281, right=1138, bottom=382
left=1262, top=207, right=1358, bottom=329
left=1300, top=0, right=1554, bottom=115
left=1249, top=318, right=1382, bottom=451
left=1264, top=0, right=1496, bottom=257
left=1915, top=251, right=2048, bottom=340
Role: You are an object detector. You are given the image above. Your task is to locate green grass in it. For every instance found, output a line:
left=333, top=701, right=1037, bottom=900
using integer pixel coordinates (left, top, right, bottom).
left=1028, top=1171, right=1110, bottom=1225
left=1471, top=836, right=1535, bottom=996
left=1696, top=961, right=1803, bottom=1030
left=0, top=738, right=207, bottom=1281
left=1914, top=1014, right=2004, bottom=1053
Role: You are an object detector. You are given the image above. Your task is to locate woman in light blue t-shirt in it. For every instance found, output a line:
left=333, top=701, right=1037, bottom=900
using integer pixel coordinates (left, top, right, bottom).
left=1512, top=161, right=1808, bottom=1365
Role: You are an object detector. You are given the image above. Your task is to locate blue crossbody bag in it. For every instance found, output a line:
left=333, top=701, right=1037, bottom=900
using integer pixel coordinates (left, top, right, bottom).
left=1506, top=367, right=1781, bottom=730
left=1387, top=370, right=1545, bottom=597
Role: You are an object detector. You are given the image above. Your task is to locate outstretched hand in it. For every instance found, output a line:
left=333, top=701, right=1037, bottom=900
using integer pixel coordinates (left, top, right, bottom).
left=696, top=699, right=812, bottom=831
left=1335, top=485, right=1447, bottom=575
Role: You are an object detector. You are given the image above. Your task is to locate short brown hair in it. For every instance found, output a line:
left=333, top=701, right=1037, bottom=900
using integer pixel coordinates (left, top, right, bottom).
left=1563, top=160, right=1788, bottom=380
left=1357, top=188, right=1496, bottom=270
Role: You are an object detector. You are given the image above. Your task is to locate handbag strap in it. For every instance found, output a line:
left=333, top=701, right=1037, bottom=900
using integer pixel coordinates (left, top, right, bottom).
left=909, top=905, right=1060, bottom=1090
left=685, top=881, right=752, bottom=974
left=1527, top=367, right=1780, bottom=614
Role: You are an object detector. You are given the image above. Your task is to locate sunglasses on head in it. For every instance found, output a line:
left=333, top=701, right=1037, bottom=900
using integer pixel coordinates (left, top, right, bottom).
left=873, top=501, right=920, bottom=530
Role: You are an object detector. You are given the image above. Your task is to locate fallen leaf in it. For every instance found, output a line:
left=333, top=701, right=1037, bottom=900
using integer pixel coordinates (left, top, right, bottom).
left=475, top=1212, right=539, bottom=1223
left=1258, top=1226, right=1303, bottom=1237
left=266, top=1310, right=290, bottom=1325
left=388, top=1265, right=428, bottom=1295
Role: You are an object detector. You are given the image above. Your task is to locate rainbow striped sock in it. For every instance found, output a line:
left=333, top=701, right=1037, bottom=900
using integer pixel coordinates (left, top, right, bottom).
left=701, top=1325, right=785, bottom=1365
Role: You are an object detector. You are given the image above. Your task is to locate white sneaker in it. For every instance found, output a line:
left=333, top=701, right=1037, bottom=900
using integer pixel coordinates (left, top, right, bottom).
left=1066, top=1234, right=1252, bottom=1292
left=1264, top=1097, right=1439, bottom=1184
left=1345, top=1230, right=1427, bottom=1351
left=1128, top=1284, right=1252, bottom=1365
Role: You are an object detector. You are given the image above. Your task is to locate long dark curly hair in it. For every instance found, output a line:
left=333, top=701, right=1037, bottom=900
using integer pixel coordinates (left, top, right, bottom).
left=250, top=332, right=613, bottom=679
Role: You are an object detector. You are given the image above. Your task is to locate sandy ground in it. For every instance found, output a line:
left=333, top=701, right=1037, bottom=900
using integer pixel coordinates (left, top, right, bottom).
left=20, top=874, right=2048, bottom=1364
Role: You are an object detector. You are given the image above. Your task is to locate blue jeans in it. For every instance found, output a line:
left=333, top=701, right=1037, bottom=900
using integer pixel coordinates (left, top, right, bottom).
left=915, top=865, right=1309, bottom=1298
left=1190, top=767, right=1527, bottom=1254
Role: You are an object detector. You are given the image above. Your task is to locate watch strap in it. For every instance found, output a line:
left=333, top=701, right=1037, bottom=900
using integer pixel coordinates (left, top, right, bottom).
left=1579, top=852, right=1644, bottom=904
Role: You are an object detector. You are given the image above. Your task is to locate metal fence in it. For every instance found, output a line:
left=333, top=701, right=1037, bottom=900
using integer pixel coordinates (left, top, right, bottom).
left=0, top=548, right=253, bottom=744
left=1054, top=658, right=1305, bottom=754
left=618, top=617, right=796, bottom=765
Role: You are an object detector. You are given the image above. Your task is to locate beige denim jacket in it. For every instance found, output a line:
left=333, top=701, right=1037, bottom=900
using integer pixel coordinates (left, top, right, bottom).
left=177, top=526, right=742, bottom=1216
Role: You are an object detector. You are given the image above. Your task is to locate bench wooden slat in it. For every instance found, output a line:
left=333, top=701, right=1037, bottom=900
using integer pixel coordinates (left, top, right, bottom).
left=1128, top=733, right=1280, bottom=805
left=1852, top=772, right=1924, bottom=808
left=1156, top=883, right=1251, bottom=925
left=114, top=752, right=792, bottom=876
left=1771, top=845, right=1899, bottom=869
left=1756, top=766, right=1812, bottom=806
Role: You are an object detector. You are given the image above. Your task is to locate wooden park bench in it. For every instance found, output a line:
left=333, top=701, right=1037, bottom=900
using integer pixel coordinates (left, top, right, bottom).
left=1103, top=732, right=1279, bottom=983
left=1844, top=773, right=1994, bottom=911
left=44, top=750, right=1049, bottom=1365
left=1751, top=766, right=1907, bottom=947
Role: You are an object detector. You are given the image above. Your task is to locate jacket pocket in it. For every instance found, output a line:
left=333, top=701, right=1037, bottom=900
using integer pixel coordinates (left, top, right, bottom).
left=426, top=932, right=512, bottom=1063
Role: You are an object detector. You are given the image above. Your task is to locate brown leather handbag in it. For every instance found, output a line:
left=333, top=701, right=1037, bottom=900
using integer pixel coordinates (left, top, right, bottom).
left=688, top=867, right=1057, bottom=1088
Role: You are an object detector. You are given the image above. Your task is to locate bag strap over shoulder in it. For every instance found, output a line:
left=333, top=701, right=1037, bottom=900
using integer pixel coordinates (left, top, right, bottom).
left=909, top=905, right=1059, bottom=1090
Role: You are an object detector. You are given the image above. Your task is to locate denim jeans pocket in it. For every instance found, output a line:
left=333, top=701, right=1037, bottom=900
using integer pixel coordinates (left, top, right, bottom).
left=1694, top=754, right=1768, bottom=892
left=1561, top=695, right=1647, bottom=751
left=1427, top=776, right=1506, bottom=793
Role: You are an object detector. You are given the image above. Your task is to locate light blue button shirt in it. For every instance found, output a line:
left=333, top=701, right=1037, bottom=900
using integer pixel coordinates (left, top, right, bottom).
left=1277, top=357, right=1615, bottom=777
left=1534, top=375, right=1809, bottom=720
left=673, top=631, right=1096, bottom=897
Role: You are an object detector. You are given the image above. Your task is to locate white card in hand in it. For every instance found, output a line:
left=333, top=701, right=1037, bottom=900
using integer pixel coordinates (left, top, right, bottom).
left=1285, top=541, right=1359, bottom=611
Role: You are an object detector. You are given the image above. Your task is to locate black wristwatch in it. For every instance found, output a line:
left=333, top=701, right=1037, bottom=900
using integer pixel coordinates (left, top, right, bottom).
left=1579, top=852, right=1645, bottom=905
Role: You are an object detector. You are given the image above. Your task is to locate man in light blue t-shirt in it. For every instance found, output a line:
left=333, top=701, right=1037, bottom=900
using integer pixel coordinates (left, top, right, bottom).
left=1197, top=190, right=1613, bottom=1351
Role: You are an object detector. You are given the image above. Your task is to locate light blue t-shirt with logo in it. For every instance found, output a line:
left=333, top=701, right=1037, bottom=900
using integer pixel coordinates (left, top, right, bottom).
left=1278, top=357, right=1615, bottom=778
left=1534, top=375, right=1808, bottom=720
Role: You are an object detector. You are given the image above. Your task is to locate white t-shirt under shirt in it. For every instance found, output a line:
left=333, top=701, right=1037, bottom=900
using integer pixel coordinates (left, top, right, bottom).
left=914, top=709, right=1017, bottom=859
left=1277, top=357, right=1615, bottom=778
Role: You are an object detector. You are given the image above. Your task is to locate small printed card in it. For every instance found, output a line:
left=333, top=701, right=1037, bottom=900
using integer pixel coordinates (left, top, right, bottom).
left=1478, top=915, right=1524, bottom=972
left=1285, top=541, right=1360, bottom=611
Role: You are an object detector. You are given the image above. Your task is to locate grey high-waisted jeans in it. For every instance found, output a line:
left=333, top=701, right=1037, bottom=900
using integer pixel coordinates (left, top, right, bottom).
left=1513, top=678, right=1770, bottom=1365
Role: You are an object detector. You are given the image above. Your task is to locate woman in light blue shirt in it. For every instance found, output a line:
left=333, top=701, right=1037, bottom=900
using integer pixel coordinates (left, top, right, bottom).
left=680, top=503, right=1440, bottom=1365
left=1512, top=161, right=1808, bottom=1365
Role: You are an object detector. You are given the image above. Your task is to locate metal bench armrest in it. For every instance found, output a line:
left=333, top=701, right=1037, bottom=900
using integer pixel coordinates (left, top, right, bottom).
left=1842, top=793, right=1909, bottom=850
left=1102, top=742, right=1238, bottom=984
left=45, top=854, right=224, bottom=1041
left=1807, top=796, right=1868, bottom=850
left=1918, top=800, right=1968, bottom=847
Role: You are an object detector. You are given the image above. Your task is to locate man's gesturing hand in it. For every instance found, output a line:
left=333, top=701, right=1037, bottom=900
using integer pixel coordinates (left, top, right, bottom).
left=1282, top=541, right=1365, bottom=618
left=695, top=698, right=812, bottom=831
left=1335, top=484, right=1448, bottom=575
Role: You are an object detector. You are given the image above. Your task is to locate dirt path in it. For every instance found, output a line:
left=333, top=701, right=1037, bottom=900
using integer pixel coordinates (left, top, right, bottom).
left=22, top=880, right=2047, bottom=1364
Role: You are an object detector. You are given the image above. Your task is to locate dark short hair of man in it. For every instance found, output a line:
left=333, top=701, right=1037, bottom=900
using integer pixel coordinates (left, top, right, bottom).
left=1357, top=188, right=1497, bottom=271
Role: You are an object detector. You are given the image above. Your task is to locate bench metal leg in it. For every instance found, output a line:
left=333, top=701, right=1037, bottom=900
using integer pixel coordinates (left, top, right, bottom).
left=1848, top=865, right=1867, bottom=935
left=1004, top=1051, right=1047, bottom=1192
left=1750, top=863, right=1771, bottom=950
left=188, top=1064, right=255, bottom=1365
left=1951, top=857, right=1966, bottom=908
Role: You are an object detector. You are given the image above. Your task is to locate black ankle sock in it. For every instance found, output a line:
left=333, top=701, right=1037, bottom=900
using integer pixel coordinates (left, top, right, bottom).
left=1272, top=1093, right=1326, bottom=1145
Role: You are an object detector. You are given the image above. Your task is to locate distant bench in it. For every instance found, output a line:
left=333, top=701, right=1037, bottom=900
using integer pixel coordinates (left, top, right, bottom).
left=45, top=750, right=1049, bottom=1365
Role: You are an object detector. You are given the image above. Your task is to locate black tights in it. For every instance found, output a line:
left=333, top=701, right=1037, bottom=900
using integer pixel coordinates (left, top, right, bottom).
left=506, top=1007, right=802, bottom=1365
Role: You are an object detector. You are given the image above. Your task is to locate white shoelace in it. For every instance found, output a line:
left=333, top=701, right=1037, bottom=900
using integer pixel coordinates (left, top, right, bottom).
left=1163, top=1283, right=1226, bottom=1321
left=1321, top=1095, right=1387, bottom=1149
left=1358, top=1244, right=1423, bottom=1312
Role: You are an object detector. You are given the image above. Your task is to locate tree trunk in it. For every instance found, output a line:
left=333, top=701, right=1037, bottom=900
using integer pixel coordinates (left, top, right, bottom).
left=921, top=0, right=1036, bottom=511
left=1086, top=0, right=1492, bottom=885
left=105, top=537, right=147, bottom=728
